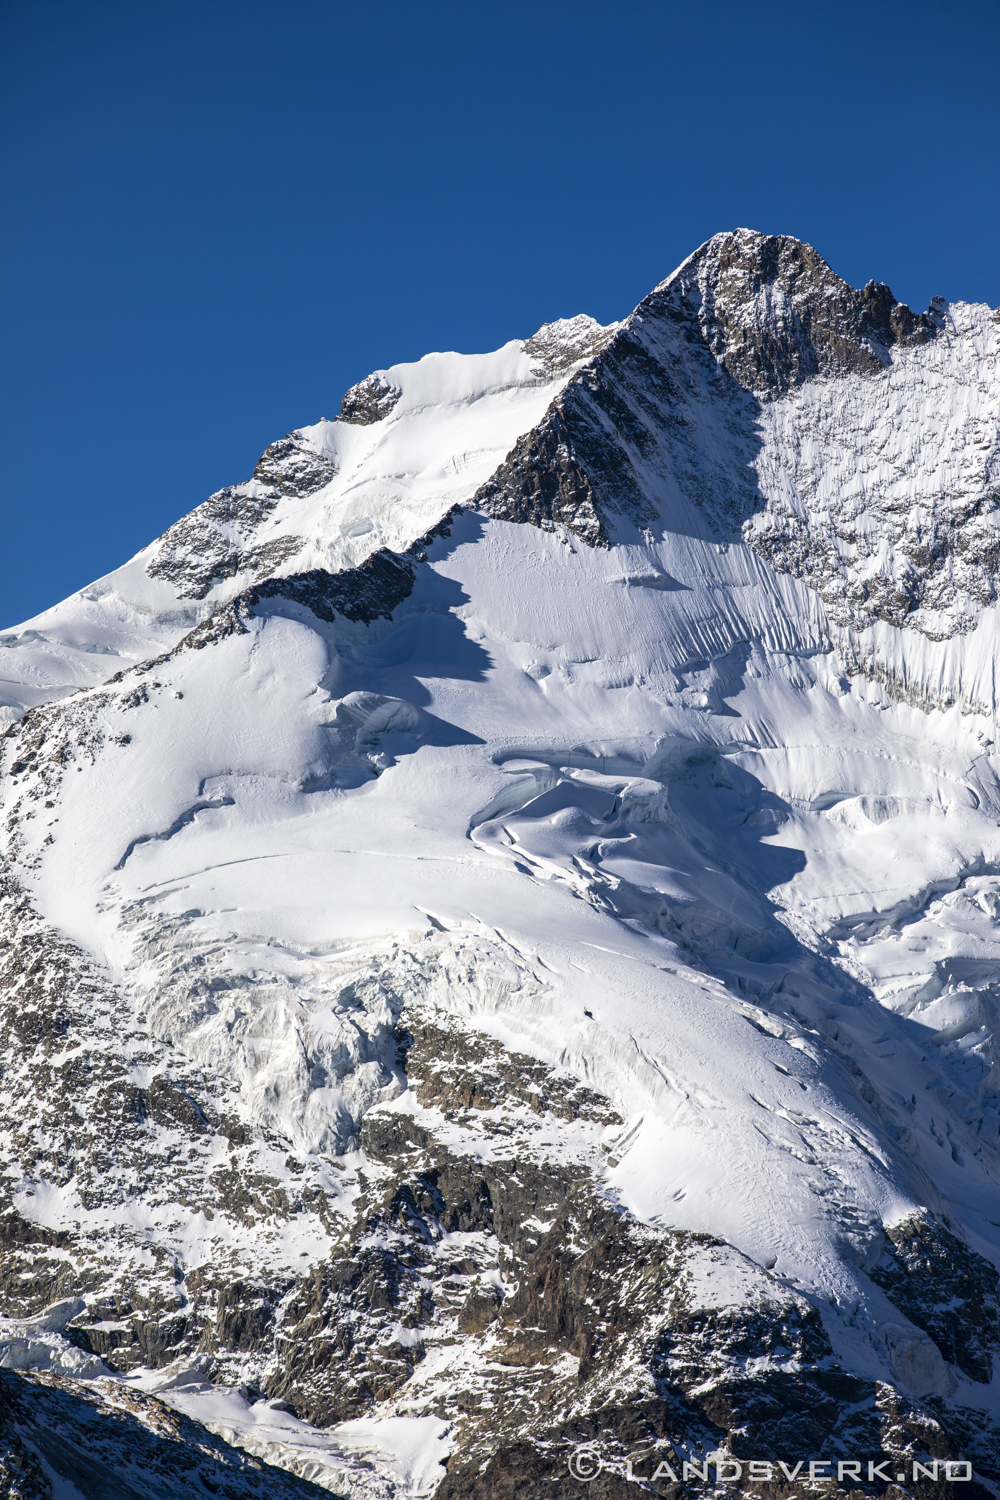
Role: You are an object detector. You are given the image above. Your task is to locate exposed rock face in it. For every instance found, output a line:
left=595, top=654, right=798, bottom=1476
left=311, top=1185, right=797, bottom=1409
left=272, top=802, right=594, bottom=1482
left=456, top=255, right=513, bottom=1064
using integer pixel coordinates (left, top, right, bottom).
left=476, top=232, right=782, bottom=545
left=337, top=372, right=402, bottom=425
left=252, top=435, right=339, bottom=497
left=522, top=314, right=620, bottom=380
left=475, top=314, right=626, bottom=542
left=433, top=1191, right=988, bottom=1500
left=0, top=856, right=316, bottom=1367
left=145, top=430, right=337, bottom=599
left=246, top=549, right=416, bottom=626
left=155, top=504, right=462, bottom=655
left=475, top=401, right=622, bottom=546
left=684, top=231, right=936, bottom=396
left=0, top=1368, right=332, bottom=1499
left=870, top=1216, right=1000, bottom=1384
left=145, top=482, right=303, bottom=600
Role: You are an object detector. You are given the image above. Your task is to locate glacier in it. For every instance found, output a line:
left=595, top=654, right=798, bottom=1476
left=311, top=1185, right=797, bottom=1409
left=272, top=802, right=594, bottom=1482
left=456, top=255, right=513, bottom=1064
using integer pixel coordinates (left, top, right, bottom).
left=2, top=230, right=1000, bottom=1497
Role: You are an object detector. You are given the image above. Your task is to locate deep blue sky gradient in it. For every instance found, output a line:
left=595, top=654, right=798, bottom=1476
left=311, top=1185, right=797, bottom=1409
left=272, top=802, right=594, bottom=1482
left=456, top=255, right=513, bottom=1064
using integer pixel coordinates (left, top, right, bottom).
left=2, top=0, right=998, bottom=626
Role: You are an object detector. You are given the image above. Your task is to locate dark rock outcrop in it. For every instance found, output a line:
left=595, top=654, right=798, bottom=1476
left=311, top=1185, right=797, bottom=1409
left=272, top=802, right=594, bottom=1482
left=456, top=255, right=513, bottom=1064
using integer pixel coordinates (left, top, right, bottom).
left=870, top=1215, right=1000, bottom=1384
left=146, top=430, right=336, bottom=599
left=167, top=502, right=463, bottom=648
left=522, top=314, right=619, bottom=379
left=0, top=1368, right=335, bottom=1499
left=245, top=547, right=415, bottom=626
left=251, top=434, right=338, bottom=497
left=686, top=231, right=935, bottom=396
left=336, top=372, right=401, bottom=425
left=435, top=1183, right=992, bottom=1500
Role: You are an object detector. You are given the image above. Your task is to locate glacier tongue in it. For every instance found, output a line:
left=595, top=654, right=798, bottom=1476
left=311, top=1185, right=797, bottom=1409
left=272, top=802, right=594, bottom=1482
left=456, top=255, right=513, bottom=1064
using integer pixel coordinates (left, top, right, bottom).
left=3, top=231, right=1000, bottom=1496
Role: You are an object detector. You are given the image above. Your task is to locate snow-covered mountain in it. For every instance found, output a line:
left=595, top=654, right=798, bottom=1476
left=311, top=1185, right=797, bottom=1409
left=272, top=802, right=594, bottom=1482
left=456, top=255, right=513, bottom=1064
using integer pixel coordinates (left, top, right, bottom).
left=3, top=229, right=1000, bottom=1498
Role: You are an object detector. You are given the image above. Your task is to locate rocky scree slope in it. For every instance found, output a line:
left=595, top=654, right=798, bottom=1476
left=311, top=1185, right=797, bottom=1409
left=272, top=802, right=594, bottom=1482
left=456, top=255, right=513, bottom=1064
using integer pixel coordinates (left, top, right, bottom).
left=2, top=233, right=1000, bottom=1497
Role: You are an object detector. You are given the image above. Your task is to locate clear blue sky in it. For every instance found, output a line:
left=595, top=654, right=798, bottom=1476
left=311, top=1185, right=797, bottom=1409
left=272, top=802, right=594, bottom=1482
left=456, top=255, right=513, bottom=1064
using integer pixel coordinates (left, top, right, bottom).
left=2, top=0, right=998, bottom=627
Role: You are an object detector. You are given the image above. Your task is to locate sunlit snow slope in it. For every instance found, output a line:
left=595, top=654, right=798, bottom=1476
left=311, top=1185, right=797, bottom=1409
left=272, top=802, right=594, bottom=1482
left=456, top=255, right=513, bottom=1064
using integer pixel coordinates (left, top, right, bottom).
left=4, top=232, right=1000, bottom=1498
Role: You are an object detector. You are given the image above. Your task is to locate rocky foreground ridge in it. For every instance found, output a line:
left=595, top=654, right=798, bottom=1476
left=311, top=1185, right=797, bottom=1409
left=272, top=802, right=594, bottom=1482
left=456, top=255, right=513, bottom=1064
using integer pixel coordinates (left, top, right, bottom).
left=2, top=232, right=1000, bottom=1497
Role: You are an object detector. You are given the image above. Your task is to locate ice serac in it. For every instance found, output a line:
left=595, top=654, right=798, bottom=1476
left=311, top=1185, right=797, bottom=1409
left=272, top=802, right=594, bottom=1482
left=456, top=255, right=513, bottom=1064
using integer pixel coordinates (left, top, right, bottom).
left=3, top=234, right=1000, bottom=1496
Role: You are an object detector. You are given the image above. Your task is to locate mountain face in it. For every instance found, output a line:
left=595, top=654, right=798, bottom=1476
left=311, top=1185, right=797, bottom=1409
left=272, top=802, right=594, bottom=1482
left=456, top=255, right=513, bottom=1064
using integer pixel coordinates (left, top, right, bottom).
left=2, top=229, right=1000, bottom=1497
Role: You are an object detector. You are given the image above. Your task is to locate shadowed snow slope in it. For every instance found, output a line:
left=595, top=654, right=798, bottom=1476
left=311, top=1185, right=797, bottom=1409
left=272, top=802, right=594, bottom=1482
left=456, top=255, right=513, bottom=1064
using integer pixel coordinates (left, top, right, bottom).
left=3, top=234, right=1000, bottom=1498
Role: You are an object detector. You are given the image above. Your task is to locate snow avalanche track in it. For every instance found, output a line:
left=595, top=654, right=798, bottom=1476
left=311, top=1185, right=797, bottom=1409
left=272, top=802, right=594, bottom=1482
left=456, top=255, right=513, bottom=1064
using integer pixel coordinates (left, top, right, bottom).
left=3, top=234, right=1000, bottom=1498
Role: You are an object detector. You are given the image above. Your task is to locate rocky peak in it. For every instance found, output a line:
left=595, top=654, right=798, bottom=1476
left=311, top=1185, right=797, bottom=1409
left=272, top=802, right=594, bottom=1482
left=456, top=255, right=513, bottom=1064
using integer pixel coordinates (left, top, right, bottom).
left=336, top=370, right=401, bottom=425
left=476, top=228, right=943, bottom=550
left=477, top=228, right=999, bottom=659
left=521, top=313, right=618, bottom=379
left=651, top=228, right=936, bottom=396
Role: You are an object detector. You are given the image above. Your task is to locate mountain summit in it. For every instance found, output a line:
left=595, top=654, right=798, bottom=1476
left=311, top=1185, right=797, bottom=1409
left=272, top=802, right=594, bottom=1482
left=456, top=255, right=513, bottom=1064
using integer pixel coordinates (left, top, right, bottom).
left=3, top=231, right=1000, bottom=1497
